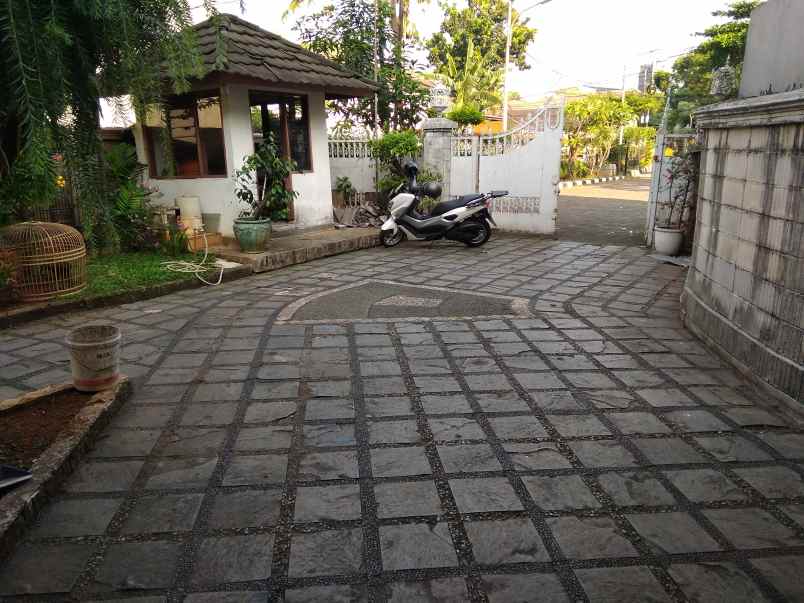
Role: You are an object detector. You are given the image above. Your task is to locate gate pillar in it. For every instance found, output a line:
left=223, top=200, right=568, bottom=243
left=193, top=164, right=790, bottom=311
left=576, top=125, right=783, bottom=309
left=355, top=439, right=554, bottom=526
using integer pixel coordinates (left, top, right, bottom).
left=421, top=117, right=457, bottom=201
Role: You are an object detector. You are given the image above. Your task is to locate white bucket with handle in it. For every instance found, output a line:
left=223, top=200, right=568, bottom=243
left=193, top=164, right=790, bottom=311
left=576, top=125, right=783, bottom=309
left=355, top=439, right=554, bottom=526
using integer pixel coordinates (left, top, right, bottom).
left=65, top=325, right=122, bottom=392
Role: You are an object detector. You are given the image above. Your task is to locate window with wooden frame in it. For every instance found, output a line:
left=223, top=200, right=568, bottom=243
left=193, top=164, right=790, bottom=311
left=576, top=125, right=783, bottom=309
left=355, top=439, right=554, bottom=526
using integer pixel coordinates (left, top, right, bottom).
left=249, top=92, right=312, bottom=173
left=143, top=93, right=227, bottom=179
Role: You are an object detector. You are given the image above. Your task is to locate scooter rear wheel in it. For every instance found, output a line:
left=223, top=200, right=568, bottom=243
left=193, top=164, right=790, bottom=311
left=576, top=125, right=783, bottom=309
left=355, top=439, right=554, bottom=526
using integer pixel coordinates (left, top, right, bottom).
left=380, top=229, right=405, bottom=247
left=464, top=220, right=492, bottom=247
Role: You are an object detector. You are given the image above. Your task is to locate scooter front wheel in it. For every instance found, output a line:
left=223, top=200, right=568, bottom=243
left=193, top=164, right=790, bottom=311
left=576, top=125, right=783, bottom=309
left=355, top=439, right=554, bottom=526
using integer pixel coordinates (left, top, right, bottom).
left=380, top=228, right=406, bottom=247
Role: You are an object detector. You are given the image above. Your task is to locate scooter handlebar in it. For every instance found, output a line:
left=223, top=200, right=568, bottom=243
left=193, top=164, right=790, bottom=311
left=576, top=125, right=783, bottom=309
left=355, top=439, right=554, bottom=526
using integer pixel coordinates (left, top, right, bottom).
left=490, top=190, right=509, bottom=198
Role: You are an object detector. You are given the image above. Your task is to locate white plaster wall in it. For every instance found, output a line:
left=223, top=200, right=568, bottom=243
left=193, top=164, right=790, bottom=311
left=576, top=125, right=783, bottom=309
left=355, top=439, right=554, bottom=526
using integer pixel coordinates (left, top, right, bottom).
left=290, top=91, right=334, bottom=229
left=328, top=157, right=376, bottom=193
left=134, top=84, right=333, bottom=236
left=739, top=0, right=804, bottom=98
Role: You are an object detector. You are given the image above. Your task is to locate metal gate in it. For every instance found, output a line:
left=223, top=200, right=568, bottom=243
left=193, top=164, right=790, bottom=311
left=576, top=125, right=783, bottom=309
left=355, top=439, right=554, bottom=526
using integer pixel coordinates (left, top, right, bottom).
left=450, top=105, right=564, bottom=234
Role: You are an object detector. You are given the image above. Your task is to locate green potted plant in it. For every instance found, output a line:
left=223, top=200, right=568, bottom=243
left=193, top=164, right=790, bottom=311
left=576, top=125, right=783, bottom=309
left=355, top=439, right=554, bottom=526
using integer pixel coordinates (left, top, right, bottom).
left=233, top=135, right=298, bottom=253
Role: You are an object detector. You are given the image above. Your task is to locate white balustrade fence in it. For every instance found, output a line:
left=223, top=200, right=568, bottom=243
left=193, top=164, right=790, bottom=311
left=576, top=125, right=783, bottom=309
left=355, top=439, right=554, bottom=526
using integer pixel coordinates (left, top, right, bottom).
left=328, top=139, right=377, bottom=193
left=327, top=105, right=563, bottom=234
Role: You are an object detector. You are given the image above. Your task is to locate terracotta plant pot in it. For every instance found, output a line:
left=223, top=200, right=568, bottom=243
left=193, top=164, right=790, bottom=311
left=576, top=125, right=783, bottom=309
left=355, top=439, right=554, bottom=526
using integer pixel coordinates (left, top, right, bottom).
left=233, top=217, right=271, bottom=253
left=654, top=226, right=683, bottom=256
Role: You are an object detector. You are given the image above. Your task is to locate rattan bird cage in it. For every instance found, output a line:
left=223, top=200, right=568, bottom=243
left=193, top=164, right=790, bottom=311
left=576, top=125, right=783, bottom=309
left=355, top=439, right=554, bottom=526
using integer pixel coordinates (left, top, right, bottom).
left=0, top=222, right=86, bottom=301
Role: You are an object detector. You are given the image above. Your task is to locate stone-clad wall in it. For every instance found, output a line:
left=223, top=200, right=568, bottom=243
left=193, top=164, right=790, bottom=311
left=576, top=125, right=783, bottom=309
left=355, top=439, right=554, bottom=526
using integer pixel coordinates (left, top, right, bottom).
left=685, top=90, right=803, bottom=404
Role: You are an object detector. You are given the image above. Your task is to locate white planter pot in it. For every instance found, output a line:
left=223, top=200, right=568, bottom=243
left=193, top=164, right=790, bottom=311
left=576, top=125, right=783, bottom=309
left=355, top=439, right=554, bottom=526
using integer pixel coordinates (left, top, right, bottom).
left=654, top=226, right=683, bottom=256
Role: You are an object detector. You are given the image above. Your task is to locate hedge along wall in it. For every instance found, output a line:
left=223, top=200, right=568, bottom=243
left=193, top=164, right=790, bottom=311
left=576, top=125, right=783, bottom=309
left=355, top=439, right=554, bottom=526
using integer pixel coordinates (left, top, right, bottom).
left=684, top=90, right=803, bottom=405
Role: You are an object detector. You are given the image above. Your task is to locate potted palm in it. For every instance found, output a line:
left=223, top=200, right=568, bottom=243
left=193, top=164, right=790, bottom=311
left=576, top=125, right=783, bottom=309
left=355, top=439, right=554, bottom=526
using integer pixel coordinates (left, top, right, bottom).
left=233, top=135, right=297, bottom=253
left=655, top=148, right=698, bottom=255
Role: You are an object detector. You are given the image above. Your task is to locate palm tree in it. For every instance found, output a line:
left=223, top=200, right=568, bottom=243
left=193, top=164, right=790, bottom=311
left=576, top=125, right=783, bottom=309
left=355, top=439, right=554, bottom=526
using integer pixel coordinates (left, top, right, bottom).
left=443, top=39, right=503, bottom=111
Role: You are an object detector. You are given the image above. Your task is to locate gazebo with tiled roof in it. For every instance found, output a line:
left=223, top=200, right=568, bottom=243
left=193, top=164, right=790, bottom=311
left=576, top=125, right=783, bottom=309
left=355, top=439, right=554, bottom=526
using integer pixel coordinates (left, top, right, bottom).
left=133, top=14, right=377, bottom=237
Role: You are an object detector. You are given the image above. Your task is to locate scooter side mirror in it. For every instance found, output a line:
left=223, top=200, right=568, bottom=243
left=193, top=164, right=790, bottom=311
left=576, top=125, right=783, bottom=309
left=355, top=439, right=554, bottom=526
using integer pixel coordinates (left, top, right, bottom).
left=491, top=190, right=509, bottom=198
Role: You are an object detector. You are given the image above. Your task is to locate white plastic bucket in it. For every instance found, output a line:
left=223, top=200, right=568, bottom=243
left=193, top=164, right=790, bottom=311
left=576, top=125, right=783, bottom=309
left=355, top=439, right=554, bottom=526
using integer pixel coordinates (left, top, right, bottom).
left=65, top=325, right=122, bottom=392
left=176, top=195, right=202, bottom=220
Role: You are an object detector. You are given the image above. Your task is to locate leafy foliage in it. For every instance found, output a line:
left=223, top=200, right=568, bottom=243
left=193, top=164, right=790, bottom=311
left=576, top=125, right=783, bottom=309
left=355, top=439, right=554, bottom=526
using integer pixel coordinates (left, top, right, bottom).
left=428, top=0, right=536, bottom=76
left=370, top=130, right=421, bottom=179
left=234, top=136, right=298, bottom=220
left=335, top=176, right=356, bottom=203
left=104, top=144, right=156, bottom=252
left=446, top=104, right=485, bottom=126
left=667, top=1, right=762, bottom=130
left=564, top=95, right=634, bottom=179
left=441, top=38, right=502, bottom=113
left=0, top=0, right=224, bottom=249
left=294, top=0, right=429, bottom=130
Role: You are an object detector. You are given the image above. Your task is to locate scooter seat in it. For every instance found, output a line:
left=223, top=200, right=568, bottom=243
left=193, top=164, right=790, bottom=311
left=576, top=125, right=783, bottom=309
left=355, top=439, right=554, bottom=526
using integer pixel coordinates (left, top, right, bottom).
left=430, top=194, right=483, bottom=216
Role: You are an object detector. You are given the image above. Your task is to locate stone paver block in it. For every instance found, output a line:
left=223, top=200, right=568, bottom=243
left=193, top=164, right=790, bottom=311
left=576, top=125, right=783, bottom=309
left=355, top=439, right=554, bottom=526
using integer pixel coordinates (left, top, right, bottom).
left=122, top=493, right=203, bottom=534
left=379, top=523, right=458, bottom=571
left=488, top=416, right=548, bottom=440
left=304, top=423, right=356, bottom=447
left=385, top=578, right=468, bottom=602
left=0, top=543, right=95, bottom=595
left=523, top=474, right=600, bottom=510
left=597, top=471, right=676, bottom=507
left=669, top=562, right=768, bottom=603
left=575, top=566, right=671, bottom=603
left=429, top=417, right=486, bottom=442
left=374, top=481, right=442, bottom=518
left=665, top=468, right=746, bottom=502
left=628, top=512, right=721, bottom=554
left=288, top=529, right=364, bottom=577
left=191, top=534, right=273, bottom=585
left=570, top=439, right=640, bottom=468
left=704, top=508, right=803, bottom=549
left=222, top=455, right=286, bottom=486
left=465, top=518, right=550, bottom=564
left=65, top=460, right=144, bottom=493
left=505, top=442, right=572, bottom=470
left=734, top=466, right=804, bottom=499
left=294, top=484, right=362, bottom=522
left=298, top=450, right=359, bottom=481
left=450, top=477, right=523, bottom=512
left=438, top=444, right=502, bottom=473
left=633, top=438, right=707, bottom=464
left=30, top=498, right=121, bottom=538
left=546, top=516, right=638, bottom=559
left=207, top=489, right=283, bottom=529
left=694, top=435, right=772, bottom=462
left=751, top=556, right=804, bottom=601
left=482, top=573, right=569, bottom=603
left=92, top=541, right=181, bottom=591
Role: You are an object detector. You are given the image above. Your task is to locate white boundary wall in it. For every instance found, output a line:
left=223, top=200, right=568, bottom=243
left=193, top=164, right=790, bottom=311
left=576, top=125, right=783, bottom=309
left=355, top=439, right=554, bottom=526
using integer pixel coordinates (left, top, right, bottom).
left=328, top=106, right=563, bottom=234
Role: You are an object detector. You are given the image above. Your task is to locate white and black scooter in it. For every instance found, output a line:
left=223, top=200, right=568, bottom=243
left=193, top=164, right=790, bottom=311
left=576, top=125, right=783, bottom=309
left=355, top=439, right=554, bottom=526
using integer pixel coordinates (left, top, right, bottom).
left=379, top=161, right=507, bottom=248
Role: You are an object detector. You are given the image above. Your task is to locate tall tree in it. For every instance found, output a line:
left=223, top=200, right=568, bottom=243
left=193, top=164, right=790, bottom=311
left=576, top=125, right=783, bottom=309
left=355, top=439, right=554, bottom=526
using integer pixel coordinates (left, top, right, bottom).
left=667, top=0, right=762, bottom=129
left=427, top=0, right=536, bottom=77
left=564, top=95, right=634, bottom=178
left=294, top=0, right=429, bottom=131
left=0, top=0, right=222, bottom=245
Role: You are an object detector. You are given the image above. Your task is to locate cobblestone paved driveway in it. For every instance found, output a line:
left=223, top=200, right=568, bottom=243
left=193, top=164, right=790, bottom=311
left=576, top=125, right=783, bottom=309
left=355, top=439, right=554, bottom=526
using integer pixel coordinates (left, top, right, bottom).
left=1, top=237, right=803, bottom=601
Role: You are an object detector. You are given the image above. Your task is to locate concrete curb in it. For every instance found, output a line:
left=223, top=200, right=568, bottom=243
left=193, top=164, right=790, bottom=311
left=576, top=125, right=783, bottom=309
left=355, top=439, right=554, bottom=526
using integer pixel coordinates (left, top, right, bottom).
left=558, top=175, right=628, bottom=189
left=0, top=378, right=132, bottom=561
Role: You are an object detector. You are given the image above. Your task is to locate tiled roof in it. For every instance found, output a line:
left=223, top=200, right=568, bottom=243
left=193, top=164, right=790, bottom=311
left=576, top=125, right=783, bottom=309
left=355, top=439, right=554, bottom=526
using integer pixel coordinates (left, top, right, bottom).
left=194, top=14, right=377, bottom=96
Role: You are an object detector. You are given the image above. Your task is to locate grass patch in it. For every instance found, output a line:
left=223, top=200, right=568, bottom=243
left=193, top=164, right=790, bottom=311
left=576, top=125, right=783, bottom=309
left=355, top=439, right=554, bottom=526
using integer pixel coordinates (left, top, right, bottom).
left=70, top=252, right=215, bottom=300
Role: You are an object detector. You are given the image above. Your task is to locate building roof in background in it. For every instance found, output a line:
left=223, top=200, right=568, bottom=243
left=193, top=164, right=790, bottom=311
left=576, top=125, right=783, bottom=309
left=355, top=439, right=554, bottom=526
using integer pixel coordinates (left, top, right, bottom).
left=193, top=14, right=377, bottom=98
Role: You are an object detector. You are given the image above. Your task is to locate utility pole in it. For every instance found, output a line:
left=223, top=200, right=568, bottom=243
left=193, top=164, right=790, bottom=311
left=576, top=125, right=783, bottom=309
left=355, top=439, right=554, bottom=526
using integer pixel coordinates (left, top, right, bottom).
left=502, top=0, right=513, bottom=132
left=618, top=63, right=626, bottom=145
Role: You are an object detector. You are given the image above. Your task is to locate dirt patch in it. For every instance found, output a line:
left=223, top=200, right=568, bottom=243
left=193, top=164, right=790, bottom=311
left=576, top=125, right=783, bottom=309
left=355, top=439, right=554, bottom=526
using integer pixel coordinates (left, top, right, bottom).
left=0, top=389, right=93, bottom=469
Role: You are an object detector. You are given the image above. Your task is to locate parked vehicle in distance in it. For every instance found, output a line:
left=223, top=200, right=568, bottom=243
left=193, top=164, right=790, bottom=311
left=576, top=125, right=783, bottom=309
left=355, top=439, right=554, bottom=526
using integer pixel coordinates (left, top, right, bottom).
left=380, top=161, right=507, bottom=248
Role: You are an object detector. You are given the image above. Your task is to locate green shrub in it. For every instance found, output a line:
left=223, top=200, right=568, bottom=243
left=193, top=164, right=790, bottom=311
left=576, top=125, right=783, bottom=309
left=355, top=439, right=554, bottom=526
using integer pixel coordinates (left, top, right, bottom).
left=445, top=103, right=484, bottom=126
left=235, top=134, right=298, bottom=220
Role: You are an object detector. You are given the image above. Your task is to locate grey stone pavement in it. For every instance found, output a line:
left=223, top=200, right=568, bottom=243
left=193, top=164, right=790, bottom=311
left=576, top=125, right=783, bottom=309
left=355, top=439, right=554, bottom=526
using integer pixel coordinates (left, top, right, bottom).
left=1, top=236, right=804, bottom=602
left=558, top=178, right=650, bottom=246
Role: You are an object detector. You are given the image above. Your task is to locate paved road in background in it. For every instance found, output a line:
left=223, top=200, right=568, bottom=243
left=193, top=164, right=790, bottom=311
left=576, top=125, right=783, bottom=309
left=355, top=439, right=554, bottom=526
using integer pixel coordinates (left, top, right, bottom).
left=2, top=235, right=804, bottom=601
left=558, top=177, right=651, bottom=246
